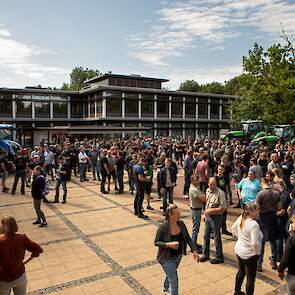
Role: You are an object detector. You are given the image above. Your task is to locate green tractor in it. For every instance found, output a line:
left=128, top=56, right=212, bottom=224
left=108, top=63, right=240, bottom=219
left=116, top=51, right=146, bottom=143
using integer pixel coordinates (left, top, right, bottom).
left=252, top=125, right=295, bottom=145
left=225, top=120, right=266, bottom=141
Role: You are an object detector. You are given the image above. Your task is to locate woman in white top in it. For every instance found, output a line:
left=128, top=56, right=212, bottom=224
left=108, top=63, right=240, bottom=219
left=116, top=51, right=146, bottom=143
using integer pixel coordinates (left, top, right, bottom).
left=232, top=203, right=263, bottom=295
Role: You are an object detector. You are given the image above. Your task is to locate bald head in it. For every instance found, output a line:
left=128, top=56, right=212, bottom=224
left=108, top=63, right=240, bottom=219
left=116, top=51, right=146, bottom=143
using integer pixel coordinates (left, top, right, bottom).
left=208, top=177, right=217, bottom=191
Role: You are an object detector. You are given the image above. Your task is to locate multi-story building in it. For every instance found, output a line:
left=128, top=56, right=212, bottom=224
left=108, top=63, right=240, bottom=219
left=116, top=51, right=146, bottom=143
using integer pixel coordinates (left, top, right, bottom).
left=0, top=73, right=233, bottom=146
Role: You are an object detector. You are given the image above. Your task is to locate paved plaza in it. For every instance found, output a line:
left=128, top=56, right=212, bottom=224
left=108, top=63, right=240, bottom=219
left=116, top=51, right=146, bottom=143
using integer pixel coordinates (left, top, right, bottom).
left=0, top=174, right=287, bottom=295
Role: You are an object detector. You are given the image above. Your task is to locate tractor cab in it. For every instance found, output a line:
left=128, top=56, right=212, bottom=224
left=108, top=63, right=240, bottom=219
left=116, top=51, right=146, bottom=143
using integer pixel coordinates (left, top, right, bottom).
left=272, top=125, right=295, bottom=141
left=226, top=120, right=265, bottom=141
left=0, top=124, right=21, bottom=155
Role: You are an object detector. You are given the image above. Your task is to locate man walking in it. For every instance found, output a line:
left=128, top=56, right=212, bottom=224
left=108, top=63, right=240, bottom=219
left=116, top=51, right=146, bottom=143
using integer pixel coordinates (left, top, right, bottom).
left=183, top=150, right=194, bottom=198
left=78, top=146, right=89, bottom=182
left=11, top=151, right=28, bottom=195
left=134, top=158, right=149, bottom=219
left=200, top=177, right=227, bottom=264
left=189, top=175, right=206, bottom=253
left=100, top=149, right=110, bottom=194
left=159, top=158, right=177, bottom=214
left=52, top=156, right=69, bottom=204
left=88, top=145, right=100, bottom=181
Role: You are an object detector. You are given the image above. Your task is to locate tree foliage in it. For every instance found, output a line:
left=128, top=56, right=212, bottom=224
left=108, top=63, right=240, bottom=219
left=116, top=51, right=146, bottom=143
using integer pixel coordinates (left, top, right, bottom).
left=178, top=80, right=201, bottom=92
left=61, top=67, right=100, bottom=91
left=229, top=38, right=295, bottom=126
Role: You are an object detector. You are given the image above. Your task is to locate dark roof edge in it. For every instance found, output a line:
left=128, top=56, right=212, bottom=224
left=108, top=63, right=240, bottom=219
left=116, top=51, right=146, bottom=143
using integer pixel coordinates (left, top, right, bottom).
left=0, top=87, right=78, bottom=95
left=80, top=85, right=236, bottom=99
left=85, top=73, right=169, bottom=84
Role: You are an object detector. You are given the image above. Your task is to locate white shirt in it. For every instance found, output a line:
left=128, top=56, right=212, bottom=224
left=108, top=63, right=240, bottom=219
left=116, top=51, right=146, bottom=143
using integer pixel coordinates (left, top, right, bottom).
left=78, top=152, right=88, bottom=164
left=232, top=216, right=263, bottom=259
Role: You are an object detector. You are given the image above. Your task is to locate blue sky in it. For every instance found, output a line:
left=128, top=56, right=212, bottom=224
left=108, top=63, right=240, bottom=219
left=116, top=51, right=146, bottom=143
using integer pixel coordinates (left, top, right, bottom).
left=0, top=0, right=294, bottom=89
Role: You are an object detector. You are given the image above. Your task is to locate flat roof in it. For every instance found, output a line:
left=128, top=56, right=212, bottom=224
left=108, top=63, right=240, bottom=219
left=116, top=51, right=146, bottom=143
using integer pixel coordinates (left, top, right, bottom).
left=0, top=87, right=78, bottom=95
left=85, top=73, right=169, bottom=84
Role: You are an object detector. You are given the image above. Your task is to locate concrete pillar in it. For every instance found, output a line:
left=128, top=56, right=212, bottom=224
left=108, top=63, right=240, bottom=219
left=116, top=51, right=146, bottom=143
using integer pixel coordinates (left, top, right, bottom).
left=154, top=95, right=157, bottom=118
left=169, top=96, right=172, bottom=119
left=219, top=99, right=222, bottom=120
left=183, top=97, right=185, bottom=119
left=196, top=97, right=198, bottom=119
left=12, top=99, right=16, bottom=119
left=122, top=93, right=125, bottom=118
left=138, top=94, right=142, bottom=118
left=208, top=98, right=210, bottom=120
left=50, top=101, right=53, bottom=119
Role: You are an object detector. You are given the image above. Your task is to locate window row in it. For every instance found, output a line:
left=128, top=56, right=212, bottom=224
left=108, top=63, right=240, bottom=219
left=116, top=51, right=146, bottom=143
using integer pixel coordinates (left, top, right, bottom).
left=0, top=100, right=68, bottom=118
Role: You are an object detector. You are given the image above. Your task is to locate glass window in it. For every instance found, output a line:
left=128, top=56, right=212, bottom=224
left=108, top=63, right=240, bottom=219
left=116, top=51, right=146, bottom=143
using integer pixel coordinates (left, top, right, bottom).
left=157, top=95, right=169, bottom=118
left=198, top=123, right=208, bottom=136
left=0, top=94, right=12, bottom=117
left=106, top=99, right=122, bottom=117
left=141, top=94, right=154, bottom=117
left=198, top=103, right=208, bottom=118
left=35, top=101, right=50, bottom=118
left=96, top=101, right=102, bottom=117
left=185, top=123, right=195, bottom=138
left=16, top=101, right=32, bottom=118
left=90, top=101, right=95, bottom=117
left=32, top=95, right=50, bottom=100
left=171, top=123, right=183, bottom=137
left=172, top=97, right=183, bottom=118
left=142, top=123, right=154, bottom=136
left=137, top=80, right=148, bottom=88
left=53, top=102, right=68, bottom=118
left=71, top=102, right=82, bottom=118
left=210, top=103, right=219, bottom=119
left=222, top=103, right=230, bottom=119
left=125, top=100, right=138, bottom=117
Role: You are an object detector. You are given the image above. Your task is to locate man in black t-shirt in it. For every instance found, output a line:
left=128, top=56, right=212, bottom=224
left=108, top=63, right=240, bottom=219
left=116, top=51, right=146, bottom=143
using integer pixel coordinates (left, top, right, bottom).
left=11, top=151, right=28, bottom=195
left=0, top=150, right=9, bottom=192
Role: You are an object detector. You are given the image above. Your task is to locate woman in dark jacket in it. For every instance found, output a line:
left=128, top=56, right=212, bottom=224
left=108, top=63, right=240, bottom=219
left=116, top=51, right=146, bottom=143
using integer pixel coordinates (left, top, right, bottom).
left=155, top=204, right=199, bottom=295
left=31, top=166, right=47, bottom=227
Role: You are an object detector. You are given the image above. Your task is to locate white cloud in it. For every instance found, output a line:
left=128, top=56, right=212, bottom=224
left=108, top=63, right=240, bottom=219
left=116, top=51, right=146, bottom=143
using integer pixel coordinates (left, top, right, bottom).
left=0, top=25, right=69, bottom=88
left=129, top=0, right=295, bottom=66
left=162, top=65, right=243, bottom=90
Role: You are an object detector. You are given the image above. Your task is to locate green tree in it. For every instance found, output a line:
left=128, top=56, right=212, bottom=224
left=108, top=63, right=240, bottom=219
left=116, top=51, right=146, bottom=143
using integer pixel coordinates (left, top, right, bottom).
left=61, top=67, right=100, bottom=91
left=201, top=82, right=224, bottom=94
left=229, top=39, right=295, bottom=127
left=178, top=80, right=201, bottom=92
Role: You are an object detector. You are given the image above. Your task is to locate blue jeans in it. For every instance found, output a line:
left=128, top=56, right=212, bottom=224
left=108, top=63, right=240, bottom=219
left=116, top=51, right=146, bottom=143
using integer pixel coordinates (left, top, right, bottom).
left=134, top=186, right=145, bottom=214
left=55, top=178, right=67, bottom=201
left=257, top=239, right=278, bottom=267
left=128, top=170, right=135, bottom=192
left=183, top=173, right=191, bottom=195
left=203, top=215, right=224, bottom=261
left=161, top=255, right=182, bottom=295
left=163, top=187, right=174, bottom=212
left=117, top=169, right=124, bottom=193
left=90, top=161, right=100, bottom=180
left=79, top=163, right=87, bottom=181
left=191, top=208, right=202, bottom=245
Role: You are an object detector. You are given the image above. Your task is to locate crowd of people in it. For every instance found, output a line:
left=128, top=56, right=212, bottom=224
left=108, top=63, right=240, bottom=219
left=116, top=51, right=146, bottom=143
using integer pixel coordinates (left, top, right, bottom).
left=1, top=135, right=295, bottom=295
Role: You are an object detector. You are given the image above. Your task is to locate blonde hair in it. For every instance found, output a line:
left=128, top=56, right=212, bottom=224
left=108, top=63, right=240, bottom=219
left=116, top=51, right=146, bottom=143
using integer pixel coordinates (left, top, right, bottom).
left=165, top=204, right=178, bottom=220
left=0, top=216, right=18, bottom=235
left=240, top=203, right=260, bottom=230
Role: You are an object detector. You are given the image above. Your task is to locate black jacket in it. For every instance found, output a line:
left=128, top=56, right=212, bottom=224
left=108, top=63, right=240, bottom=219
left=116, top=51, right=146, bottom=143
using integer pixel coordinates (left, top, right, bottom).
left=154, top=220, right=196, bottom=264
left=31, top=175, right=45, bottom=200
left=159, top=166, right=177, bottom=189
left=278, top=236, right=295, bottom=275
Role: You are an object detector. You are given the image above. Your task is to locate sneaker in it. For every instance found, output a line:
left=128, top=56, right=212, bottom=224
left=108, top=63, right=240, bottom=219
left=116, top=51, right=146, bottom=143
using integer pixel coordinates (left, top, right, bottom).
left=210, top=258, right=224, bottom=264
left=102, top=191, right=109, bottom=194
left=270, top=260, right=277, bottom=270
left=43, top=198, right=50, bottom=203
left=84, top=179, right=89, bottom=181
left=39, top=222, right=48, bottom=227
left=11, top=192, right=15, bottom=195
left=162, top=288, right=169, bottom=294
left=51, top=200, right=59, bottom=203
left=62, top=200, right=66, bottom=204
left=234, top=292, right=246, bottom=295
left=3, top=187, right=9, bottom=191
left=256, top=266, right=263, bottom=272
left=199, top=256, right=209, bottom=262
left=183, top=194, right=189, bottom=199
left=138, top=214, right=148, bottom=219
left=222, top=229, right=232, bottom=236
left=32, top=220, right=41, bottom=225
left=147, top=205, right=154, bottom=210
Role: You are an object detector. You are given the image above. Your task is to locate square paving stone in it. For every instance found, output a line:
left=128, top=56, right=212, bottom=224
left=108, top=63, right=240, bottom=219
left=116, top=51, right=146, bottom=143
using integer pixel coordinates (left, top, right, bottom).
left=91, top=224, right=157, bottom=268
left=67, top=207, right=147, bottom=235
left=26, top=239, right=112, bottom=293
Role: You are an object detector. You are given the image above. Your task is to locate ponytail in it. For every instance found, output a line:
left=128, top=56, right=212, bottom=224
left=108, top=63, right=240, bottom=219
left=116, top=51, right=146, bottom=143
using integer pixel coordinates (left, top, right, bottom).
left=239, top=202, right=260, bottom=230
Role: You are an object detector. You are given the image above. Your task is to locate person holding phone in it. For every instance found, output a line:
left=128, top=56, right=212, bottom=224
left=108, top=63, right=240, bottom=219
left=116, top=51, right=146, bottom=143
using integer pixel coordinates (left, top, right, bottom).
left=0, top=216, right=43, bottom=295
left=155, top=204, right=199, bottom=295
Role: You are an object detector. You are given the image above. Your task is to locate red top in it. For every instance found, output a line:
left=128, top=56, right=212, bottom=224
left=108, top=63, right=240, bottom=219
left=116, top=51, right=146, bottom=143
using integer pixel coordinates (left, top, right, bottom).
left=0, top=234, right=43, bottom=282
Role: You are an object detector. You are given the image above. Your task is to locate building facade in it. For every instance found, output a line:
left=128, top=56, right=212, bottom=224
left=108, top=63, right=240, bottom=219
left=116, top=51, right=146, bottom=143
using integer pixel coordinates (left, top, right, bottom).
left=0, top=73, right=233, bottom=146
